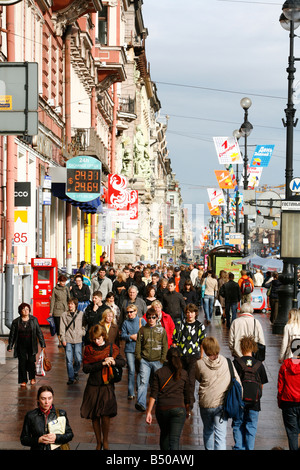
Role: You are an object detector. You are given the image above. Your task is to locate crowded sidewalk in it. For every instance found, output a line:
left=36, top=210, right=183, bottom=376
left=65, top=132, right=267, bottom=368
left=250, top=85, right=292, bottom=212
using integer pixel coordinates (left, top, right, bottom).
left=0, top=306, right=289, bottom=451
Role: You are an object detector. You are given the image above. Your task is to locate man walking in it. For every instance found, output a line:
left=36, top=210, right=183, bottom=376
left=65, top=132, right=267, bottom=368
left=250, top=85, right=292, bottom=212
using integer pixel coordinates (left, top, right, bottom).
left=91, top=266, right=113, bottom=299
left=162, top=280, right=186, bottom=323
left=220, top=272, right=241, bottom=328
left=135, top=307, right=168, bottom=412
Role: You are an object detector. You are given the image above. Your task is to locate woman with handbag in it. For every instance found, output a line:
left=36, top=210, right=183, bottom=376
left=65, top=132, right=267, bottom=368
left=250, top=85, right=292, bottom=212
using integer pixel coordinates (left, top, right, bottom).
left=145, top=347, right=190, bottom=450
left=80, top=324, right=125, bottom=450
left=7, top=302, right=46, bottom=387
left=20, top=385, right=73, bottom=450
left=279, top=308, right=300, bottom=363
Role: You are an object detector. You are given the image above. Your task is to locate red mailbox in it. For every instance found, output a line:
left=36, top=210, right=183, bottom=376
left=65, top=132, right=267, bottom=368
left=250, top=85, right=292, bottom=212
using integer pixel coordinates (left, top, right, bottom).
left=31, top=258, right=58, bottom=325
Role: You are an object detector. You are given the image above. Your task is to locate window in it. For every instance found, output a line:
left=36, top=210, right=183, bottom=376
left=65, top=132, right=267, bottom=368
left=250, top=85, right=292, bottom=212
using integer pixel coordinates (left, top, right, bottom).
left=98, top=6, right=108, bottom=45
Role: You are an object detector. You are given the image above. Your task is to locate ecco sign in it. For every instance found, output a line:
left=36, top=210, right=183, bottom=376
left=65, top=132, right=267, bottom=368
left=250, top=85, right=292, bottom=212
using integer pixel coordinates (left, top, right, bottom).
left=290, top=177, right=300, bottom=193
left=14, top=182, right=31, bottom=207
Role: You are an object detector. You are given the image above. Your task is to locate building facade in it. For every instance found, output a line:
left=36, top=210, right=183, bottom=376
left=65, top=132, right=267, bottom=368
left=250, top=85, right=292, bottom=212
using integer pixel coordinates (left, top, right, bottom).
left=0, top=0, right=186, bottom=333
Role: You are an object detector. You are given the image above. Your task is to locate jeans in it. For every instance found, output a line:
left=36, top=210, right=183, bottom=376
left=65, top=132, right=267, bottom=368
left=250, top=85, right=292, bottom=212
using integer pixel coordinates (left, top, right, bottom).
left=137, top=358, right=163, bottom=408
left=126, top=352, right=136, bottom=397
left=203, top=295, right=215, bottom=322
left=200, top=405, right=228, bottom=450
left=65, top=342, right=82, bottom=381
left=225, top=302, right=238, bottom=328
left=232, top=408, right=259, bottom=450
left=156, top=407, right=186, bottom=450
left=282, top=406, right=300, bottom=450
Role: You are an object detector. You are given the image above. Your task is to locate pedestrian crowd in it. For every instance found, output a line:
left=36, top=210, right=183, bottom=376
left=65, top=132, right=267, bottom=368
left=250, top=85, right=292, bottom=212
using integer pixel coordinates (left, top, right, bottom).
left=6, top=259, right=300, bottom=451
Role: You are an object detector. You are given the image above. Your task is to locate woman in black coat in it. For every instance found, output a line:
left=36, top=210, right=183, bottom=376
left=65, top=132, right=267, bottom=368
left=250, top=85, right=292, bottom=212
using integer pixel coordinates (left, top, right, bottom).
left=7, top=302, right=46, bottom=387
left=20, top=385, right=73, bottom=450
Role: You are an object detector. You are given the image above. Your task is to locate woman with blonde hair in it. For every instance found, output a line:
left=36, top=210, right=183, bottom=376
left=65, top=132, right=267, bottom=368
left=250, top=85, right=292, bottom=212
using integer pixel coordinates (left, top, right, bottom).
left=279, top=308, right=300, bottom=363
left=99, top=308, right=119, bottom=345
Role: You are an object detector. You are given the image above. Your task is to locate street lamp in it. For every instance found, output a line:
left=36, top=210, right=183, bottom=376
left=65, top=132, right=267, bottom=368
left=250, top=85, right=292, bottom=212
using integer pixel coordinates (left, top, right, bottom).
left=233, top=128, right=242, bottom=233
left=239, top=97, right=253, bottom=258
left=273, top=0, right=300, bottom=335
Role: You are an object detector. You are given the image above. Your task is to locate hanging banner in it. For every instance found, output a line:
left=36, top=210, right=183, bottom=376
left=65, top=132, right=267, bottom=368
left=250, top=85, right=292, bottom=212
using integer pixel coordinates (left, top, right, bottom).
left=14, top=210, right=28, bottom=246
left=207, top=202, right=221, bottom=216
left=240, top=166, right=263, bottom=189
left=214, top=170, right=235, bottom=189
left=129, top=190, right=138, bottom=220
left=213, top=136, right=243, bottom=165
left=250, top=145, right=274, bottom=167
left=226, top=164, right=237, bottom=188
left=108, top=174, right=130, bottom=210
left=159, top=223, right=164, bottom=248
left=207, top=188, right=226, bottom=207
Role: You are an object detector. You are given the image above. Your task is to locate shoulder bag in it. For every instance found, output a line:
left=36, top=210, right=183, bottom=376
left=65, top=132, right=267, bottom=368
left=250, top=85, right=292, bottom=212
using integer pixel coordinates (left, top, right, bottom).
left=109, top=343, right=123, bottom=383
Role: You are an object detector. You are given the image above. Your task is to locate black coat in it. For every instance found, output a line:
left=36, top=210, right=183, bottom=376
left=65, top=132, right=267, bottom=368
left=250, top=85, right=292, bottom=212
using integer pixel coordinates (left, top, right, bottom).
left=7, top=315, right=46, bottom=358
left=20, top=405, right=73, bottom=450
left=221, top=280, right=241, bottom=304
left=162, top=291, right=186, bottom=321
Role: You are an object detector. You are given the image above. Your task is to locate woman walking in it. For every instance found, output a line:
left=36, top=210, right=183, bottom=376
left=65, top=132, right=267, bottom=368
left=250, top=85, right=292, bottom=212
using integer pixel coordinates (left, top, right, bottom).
left=80, top=325, right=125, bottom=450
left=7, top=303, right=46, bottom=387
left=49, top=274, right=70, bottom=347
left=146, top=347, right=190, bottom=450
left=202, top=269, right=218, bottom=325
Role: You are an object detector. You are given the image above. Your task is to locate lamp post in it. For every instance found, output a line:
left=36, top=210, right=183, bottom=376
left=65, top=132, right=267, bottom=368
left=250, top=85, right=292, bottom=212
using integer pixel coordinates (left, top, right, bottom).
left=239, top=97, right=253, bottom=258
left=233, top=129, right=242, bottom=233
left=273, top=0, right=300, bottom=334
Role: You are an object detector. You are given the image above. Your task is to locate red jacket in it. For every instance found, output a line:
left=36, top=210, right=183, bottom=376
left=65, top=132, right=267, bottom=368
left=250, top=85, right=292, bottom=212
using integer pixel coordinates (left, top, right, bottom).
left=277, top=358, right=300, bottom=408
left=143, top=311, right=175, bottom=348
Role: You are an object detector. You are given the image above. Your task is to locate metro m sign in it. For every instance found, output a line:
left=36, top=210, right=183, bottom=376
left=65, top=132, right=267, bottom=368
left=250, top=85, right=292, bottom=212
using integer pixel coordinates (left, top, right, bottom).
left=290, top=177, right=300, bottom=194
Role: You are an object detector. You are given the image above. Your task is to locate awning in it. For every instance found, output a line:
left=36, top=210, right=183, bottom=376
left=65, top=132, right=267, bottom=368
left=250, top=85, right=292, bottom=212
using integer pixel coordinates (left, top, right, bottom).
left=51, top=183, right=102, bottom=214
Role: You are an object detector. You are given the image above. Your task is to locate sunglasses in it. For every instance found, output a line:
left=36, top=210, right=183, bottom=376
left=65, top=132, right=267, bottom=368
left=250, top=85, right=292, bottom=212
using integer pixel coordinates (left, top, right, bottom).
left=127, top=310, right=136, bottom=313
left=147, top=315, right=157, bottom=320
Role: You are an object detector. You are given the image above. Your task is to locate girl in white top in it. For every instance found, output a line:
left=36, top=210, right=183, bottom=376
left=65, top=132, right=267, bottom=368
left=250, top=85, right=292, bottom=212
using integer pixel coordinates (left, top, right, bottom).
left=279, top=308, right=300, bottom=363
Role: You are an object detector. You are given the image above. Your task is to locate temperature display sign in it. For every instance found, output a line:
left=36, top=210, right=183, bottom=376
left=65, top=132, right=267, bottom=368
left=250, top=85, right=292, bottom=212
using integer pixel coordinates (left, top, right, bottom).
left=66, top=156, right=101, bottom=202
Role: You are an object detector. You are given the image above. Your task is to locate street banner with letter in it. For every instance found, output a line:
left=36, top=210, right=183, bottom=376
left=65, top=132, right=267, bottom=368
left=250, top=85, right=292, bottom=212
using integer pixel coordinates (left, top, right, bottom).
left=250, top=145, right=274, bottom=167
left=207, top=188, right=226, bottom=207
left=213, top=136, right=242, bottom=164
left=214, top=170, right=235, bottom=189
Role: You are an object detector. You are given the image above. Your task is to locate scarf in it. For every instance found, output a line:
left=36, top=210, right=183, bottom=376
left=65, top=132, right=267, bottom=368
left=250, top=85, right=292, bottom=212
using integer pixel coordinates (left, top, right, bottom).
left=83, top=342, right=119, bottom=384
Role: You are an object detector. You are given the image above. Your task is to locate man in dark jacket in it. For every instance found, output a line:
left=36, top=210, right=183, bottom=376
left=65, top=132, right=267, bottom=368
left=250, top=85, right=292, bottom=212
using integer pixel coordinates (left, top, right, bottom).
left=162, top=280, right=186, bottom=323
left=220, top=272, right=241, bottom=328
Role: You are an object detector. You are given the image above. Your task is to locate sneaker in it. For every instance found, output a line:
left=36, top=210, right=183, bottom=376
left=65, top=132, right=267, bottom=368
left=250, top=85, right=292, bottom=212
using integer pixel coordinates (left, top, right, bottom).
left=74, top=374, right=79, bottom=382
left=135, top=403, right=146, bottom=412
left=128, top=395, right=135, bottom=400
left=67, top=379, right=74, bottom=385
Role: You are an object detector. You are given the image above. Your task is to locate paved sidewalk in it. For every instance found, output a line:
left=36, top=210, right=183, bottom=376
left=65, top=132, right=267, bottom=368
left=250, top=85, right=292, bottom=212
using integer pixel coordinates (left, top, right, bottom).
left=0, top=308, right=290, bottom=451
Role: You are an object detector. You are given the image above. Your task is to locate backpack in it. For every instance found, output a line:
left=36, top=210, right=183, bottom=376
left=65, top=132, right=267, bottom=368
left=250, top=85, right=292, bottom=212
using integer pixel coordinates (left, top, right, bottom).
left=240, top=277, right=253, bottom=295
left=235, top=357, right=262, bottom=405
left=221, top=358, right=244, bottom=421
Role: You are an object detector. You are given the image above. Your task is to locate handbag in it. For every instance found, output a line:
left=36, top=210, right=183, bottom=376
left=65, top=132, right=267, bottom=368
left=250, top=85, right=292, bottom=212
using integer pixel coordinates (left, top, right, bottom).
left=253, top=319, right=266, bottom=362
left=47, top=316, right=56, bottom=336
left=43, top=350, right=52, bottom=372
left=55, top=410, right=70, bottom=450
left=201, top=280, right=206, bottom=298
left=36, top=350, right=46, bottom=376
left=109, top=343, right=123, bottom=384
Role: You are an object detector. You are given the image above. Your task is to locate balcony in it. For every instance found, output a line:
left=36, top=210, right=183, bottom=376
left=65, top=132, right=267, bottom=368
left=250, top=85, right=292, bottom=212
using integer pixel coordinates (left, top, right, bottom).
left=69, top=127, right=110, bottom=174
left=118, top=96, right=136, bottom=122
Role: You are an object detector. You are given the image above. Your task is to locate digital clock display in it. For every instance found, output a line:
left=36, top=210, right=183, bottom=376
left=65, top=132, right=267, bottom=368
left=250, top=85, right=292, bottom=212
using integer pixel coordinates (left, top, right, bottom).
left=67, top=169, right=101, bottom=194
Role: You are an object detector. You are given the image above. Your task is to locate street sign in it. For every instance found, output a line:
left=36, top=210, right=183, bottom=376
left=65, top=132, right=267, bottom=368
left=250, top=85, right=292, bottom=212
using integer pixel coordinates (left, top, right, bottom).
left=257, top=191, right=282, bottom=217
left=281, top=200, right=300, bottom=211
left=66, top=156, right=101, bottom=202
left=0, top=62, right=38, bottom=135
left=289, top=178, right=300, bottom=193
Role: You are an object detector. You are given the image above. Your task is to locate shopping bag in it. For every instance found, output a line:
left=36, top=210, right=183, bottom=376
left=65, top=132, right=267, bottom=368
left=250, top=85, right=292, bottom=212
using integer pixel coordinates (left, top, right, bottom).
left=214, top=299, right=223, bottom=316
left=36, top=350, right=46, bottom=376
